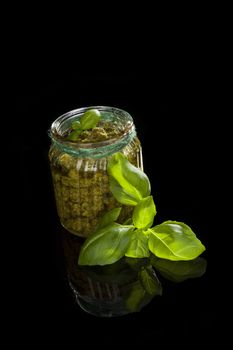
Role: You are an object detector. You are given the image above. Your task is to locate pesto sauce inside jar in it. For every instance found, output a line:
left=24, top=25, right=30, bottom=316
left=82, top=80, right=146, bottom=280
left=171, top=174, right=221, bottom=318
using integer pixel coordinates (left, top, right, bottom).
left=68, top=120, right=121, bottom=143
left=49, top=107, right=142, bottom=238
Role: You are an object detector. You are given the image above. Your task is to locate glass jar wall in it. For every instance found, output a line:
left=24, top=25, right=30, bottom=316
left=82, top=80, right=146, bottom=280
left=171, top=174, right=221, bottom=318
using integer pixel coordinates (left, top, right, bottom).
left=49, top=106, right=143, bottom=238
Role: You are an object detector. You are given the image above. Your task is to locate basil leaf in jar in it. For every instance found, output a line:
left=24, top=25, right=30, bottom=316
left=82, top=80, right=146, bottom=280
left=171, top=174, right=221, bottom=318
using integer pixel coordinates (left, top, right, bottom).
left=67, top=129, right=82, bottom=141
left=80, top=108, right=101, bottom=130
left=78, top=223, right=134, bottom=266
left=71, top=120, right=82, bottom=130
left=148, top=221, right=206, bottom=261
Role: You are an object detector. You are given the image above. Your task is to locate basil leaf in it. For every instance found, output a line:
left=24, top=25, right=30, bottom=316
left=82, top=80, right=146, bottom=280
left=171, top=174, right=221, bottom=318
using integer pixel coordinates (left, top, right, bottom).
left=97, top=207, right=122, bottom=229
left=148, top=221, right=206, bottom=261
left=71, top=120, right=82, bottom=130
left=78, top=223, right=133, bottom=266
left=80, top=108, right=101, bottom=130
left=109, top=177, right=139, bottom=206
left=67, top=129, right=82, bottom=141
left=107, top=153, right=150, bottom=204
left=139, top=266, right=162, bottom=296
left=151, top=256, right=207, bottom=282
left=132, top=196, right=156, bottom=229
left=125, top=229, right=150, bottom=258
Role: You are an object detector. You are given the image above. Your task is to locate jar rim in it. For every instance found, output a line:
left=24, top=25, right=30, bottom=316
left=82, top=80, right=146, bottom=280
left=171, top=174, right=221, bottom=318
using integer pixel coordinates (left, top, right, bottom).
left=50, top=106, right=135, bottom=149
left=49, top=106, right=137, bottom=158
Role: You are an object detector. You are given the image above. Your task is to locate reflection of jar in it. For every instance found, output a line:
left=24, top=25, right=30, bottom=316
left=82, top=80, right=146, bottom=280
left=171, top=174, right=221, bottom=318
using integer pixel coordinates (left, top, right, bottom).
left=49, top=106, right=143, bottom=238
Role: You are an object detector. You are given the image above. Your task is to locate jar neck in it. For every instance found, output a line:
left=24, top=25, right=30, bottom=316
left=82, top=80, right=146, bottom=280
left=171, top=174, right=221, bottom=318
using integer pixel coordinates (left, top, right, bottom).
left=49, top=106, right=137, bottom=159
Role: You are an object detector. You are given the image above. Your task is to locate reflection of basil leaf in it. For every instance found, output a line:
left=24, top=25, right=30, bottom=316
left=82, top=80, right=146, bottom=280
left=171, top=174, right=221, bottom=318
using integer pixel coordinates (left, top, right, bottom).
left=132, top=196, right=156, bottom=229
left=125, top=266, right=162, bottom=312
left=125, top=229, right=150, bottom=258
left=151, top=256, right=207, bottom=282
left=125, top=257, right=149, bottom=270
left=125, top=281, right=146, bottom=312
left=139, top=266, right=162, bottom=295
left=97, top=207, right=122, bottom=229
left=78, top=223, right=133, bottom=266
left=80, top=109, right=101, bottom=130
left=107, top=153, right=150, bottom=205
left=148, top=221, right=206, bottom=261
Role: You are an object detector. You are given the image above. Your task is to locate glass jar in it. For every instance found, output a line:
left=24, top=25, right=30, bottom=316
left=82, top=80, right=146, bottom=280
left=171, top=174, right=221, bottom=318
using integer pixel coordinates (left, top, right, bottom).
left=49, top=106, right=143, bottom=238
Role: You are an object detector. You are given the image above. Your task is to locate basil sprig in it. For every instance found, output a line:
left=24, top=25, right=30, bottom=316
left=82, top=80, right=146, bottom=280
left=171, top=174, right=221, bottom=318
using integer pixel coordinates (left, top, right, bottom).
left=67, top=108, right=101, bottom=141
left=78, top=153, right=206, bottom=266
left=108, top=152, right=150, bottom=205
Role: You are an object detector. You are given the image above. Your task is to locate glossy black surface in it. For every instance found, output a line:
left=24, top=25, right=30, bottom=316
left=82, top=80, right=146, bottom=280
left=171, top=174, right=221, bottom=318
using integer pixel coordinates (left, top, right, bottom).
left=16, top=73, right=220, bottom=345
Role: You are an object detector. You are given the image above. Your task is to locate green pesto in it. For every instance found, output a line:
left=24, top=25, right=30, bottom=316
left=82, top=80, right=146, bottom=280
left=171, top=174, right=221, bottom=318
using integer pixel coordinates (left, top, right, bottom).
left=49, top=127, right=142, bottom=237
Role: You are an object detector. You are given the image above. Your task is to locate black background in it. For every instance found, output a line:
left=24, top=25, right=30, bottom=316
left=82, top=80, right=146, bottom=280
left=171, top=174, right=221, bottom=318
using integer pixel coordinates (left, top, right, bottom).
left=13, top=51, right=222, bottom=345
